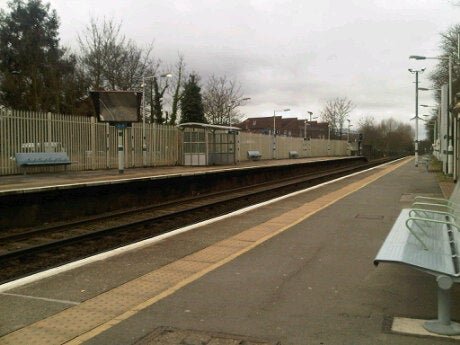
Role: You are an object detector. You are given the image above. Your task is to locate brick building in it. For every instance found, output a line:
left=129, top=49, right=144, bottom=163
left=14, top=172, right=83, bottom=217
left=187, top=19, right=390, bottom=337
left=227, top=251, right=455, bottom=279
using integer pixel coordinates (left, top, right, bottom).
left=236, top=116, right=329, bottom=139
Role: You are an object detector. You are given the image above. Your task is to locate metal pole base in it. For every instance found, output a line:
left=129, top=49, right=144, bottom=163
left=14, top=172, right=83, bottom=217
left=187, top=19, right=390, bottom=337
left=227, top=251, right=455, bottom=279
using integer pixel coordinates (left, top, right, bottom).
left=424, top=320, right=460, bottom=336
left=423, top=275, right=460, bottom=336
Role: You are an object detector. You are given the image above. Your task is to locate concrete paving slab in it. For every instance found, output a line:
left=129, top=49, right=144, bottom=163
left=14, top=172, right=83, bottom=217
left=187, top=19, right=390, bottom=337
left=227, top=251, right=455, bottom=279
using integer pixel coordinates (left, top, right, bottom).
left=133, top=327, right=277, bottom=345
left=81, top=160, right=458, bottom=345
left=0, top=294, right=71, bottom=335
left=392, top=317, right=460, bottom=340
left=3, top=158, right=450, bottom=345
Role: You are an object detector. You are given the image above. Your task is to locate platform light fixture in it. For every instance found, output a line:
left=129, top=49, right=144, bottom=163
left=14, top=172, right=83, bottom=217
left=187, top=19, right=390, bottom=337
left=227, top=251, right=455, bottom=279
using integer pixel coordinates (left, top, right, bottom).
left=228, top=97, right=251, bottom=127
left=410, top=54, right=453, bottom=176
left=408, top=67, right=425, bottom=167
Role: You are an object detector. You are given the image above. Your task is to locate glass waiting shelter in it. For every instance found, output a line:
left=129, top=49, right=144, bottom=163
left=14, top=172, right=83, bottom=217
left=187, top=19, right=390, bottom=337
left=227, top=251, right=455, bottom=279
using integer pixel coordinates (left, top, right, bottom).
left=177, top=123, right=240, bottom=166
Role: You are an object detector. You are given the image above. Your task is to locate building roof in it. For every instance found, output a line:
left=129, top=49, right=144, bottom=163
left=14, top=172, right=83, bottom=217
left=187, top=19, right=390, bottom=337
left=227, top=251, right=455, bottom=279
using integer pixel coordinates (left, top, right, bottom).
left=236, top=116, right=329, bottom=138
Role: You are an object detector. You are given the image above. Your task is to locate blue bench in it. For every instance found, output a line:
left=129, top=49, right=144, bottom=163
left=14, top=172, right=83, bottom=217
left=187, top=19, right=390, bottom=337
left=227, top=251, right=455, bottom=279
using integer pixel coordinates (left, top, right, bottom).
left=289, top=151, right=299, bottom=159
left=247, top=150, right=261, bottom=161
left=15, top=152, right=71, bottom=174
left=374, top=183, right=460, bottom=335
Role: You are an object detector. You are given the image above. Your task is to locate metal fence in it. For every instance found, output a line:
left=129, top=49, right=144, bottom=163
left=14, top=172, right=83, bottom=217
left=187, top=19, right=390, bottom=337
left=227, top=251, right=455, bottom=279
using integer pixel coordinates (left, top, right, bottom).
left=0, top=109, right=349, bottom=175
left=238, top=132, right=348, bottom=161
left=0, top=109, right=179, bottom=175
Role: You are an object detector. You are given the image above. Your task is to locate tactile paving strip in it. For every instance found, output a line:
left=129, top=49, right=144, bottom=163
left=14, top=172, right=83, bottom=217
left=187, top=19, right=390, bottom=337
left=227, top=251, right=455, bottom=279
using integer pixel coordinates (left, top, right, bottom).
left=0, top=158, right=410, bottom=345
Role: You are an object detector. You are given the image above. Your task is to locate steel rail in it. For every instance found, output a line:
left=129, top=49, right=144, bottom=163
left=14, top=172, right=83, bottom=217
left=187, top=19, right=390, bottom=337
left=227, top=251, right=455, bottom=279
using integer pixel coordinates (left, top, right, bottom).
left=0, top=157, right=397, bottom=281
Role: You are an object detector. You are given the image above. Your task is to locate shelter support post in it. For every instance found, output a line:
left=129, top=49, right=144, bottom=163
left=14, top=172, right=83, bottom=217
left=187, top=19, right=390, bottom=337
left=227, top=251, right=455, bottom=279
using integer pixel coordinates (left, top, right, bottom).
left=116, top=124, right=125, bottom=174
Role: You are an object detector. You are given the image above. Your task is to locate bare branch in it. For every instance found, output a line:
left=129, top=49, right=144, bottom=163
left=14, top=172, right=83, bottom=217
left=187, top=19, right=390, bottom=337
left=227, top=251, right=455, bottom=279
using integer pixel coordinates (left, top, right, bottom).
left=203, top=74, right=246, bottom=125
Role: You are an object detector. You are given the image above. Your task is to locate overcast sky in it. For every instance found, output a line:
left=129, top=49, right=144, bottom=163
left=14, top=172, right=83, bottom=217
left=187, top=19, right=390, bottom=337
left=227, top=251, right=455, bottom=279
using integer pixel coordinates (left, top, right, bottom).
left=3, top=0, right=460, bottom=128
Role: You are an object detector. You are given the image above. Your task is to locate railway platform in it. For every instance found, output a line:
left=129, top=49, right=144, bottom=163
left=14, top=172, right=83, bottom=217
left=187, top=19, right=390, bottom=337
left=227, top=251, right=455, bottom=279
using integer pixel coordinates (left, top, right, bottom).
left=0, top=156, right=457, bottom=345
left=0, top=156, right=348, bottom=195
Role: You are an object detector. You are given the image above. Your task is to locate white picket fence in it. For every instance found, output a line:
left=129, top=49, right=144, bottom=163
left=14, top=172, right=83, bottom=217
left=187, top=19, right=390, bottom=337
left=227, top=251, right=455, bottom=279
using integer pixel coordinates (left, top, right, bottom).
left=0, top=109, right=349, bottom=175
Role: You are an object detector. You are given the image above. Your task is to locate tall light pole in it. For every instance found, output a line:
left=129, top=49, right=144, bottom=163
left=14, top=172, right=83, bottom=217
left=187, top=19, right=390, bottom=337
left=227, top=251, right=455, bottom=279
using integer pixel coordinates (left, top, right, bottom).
left=228, top=97, right=251, bottom=127
left=327, top=123, right=331, bottom=156
left=346, top=119, right=353, bottom=142
left=142, top=73, right=172, bottom=167
left=410, top=54, right=453, bottom=175
left=305, top=111, right=317, bottom=139
left=273, top=108, right=290, bottom=159
left=408, top=67, right=425, bottom=167
left=418, top=87, right=442, bottom=91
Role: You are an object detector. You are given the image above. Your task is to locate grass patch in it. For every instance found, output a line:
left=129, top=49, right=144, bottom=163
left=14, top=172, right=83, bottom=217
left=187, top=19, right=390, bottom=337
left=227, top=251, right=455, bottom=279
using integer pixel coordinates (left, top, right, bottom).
left=428, top=156, right=453, bottom=182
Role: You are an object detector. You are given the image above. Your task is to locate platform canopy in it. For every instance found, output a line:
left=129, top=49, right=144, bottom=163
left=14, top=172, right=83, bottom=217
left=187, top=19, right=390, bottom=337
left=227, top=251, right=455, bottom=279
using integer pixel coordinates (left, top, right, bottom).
left=177, top=122, right=241, bottom=132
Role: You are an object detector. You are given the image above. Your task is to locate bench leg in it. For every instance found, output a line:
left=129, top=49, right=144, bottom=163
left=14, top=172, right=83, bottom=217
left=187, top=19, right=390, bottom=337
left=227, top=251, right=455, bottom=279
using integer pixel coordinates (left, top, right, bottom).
left=424, top=275, right=460, bottom=335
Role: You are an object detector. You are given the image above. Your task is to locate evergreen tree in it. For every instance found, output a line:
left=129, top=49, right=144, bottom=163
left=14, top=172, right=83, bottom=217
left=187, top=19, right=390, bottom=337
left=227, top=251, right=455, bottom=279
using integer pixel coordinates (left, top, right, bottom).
left=180, top=73, right=206, bottom=123
left=151, top=76, right=168, bottom=124
left=0, top=0, right=84, bottom=113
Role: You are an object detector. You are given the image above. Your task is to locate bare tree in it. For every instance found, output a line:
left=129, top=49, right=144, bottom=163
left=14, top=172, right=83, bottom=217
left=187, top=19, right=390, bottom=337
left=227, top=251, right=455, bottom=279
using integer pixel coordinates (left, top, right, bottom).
left=203, top=75, right=247, bottom=125
left=428, top=24, right=460, bottom=104
left=78, top=17, right=153, bottom=91
left=357, top=116, right=414, bottom=157
left=320, top=97, right=355, bottom=137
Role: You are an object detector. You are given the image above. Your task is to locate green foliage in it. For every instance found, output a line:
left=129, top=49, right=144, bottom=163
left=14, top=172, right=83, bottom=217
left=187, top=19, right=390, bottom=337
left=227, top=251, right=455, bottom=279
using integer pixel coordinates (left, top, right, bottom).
left=180, top=73, right=206, bottom=124
left=0, top=0, right=85, bottom=113
left=150, top=76, right=168, bottom=124
left=169, top=55, right=185, bottom=125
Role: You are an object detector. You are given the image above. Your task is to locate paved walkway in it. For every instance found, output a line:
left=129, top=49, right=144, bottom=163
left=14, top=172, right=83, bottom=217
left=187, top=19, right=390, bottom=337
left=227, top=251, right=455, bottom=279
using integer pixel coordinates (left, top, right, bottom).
left=1, top=157, right=455, bottom=345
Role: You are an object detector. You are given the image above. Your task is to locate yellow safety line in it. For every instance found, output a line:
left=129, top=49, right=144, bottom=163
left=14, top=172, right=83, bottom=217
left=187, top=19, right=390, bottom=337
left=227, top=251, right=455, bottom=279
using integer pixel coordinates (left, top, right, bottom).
left=65, top=158, right=410, bottom=344
left=0, top=158, right=411, bottom=345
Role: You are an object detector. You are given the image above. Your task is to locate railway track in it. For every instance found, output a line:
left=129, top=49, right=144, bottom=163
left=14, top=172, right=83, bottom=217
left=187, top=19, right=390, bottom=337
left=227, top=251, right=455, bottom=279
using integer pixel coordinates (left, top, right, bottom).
left=0, top=157, right=397, bottom=283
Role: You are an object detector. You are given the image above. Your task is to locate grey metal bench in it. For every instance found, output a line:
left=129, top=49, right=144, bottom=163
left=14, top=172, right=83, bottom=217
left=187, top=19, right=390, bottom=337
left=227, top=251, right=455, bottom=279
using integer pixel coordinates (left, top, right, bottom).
left=289, top=151, right=299, bottom=159
left=374, top=182, right=460, bottom=335
left=420, top=155, right=431, bottom=171
left=15, top=152, right=71, bottom=174
left=247, top=150, right=261, bottom=161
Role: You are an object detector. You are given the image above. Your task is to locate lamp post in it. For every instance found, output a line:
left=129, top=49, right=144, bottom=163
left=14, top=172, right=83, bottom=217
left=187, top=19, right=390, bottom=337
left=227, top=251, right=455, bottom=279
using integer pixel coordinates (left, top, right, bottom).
left=142, top=73, right=172, bottom=167
left=410, top=54, right=453, bottom=175
left=304, top=111, right=317, bottom=139
left=347, top=119, right=353, bottom=142
left=327, top=123, right=331, bottom=156
left=418, top=87, right=442, bottom=91
left=408, top=67, right=425, bottom=167
left=273, top=108, right=290, bottom=159
left=228, top=97, right=251, bottom=127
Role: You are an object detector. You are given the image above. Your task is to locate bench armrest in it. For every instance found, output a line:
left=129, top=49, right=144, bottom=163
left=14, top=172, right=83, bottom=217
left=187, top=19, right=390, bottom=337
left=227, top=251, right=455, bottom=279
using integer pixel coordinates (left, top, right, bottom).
left=411, top=202, right=456, bottom=213
left=406, top=216, right=460, bottom=250
left=409, top=208, right=457, bottom=221
left=414, top=196, right=451, bottom=205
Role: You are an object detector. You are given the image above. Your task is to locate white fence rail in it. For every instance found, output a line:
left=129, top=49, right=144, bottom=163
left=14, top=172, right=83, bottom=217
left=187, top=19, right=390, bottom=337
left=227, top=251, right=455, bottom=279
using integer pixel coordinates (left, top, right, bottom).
left=0, top=110, right=350, bottom=175
left=0, top=110, right=179, bottom=175
left=238, top=132, right=348, bottom=161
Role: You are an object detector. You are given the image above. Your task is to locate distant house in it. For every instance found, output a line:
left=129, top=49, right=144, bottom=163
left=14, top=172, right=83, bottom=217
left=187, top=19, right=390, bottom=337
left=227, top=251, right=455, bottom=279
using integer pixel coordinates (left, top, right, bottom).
left=236, top=116, right=329, bottom=139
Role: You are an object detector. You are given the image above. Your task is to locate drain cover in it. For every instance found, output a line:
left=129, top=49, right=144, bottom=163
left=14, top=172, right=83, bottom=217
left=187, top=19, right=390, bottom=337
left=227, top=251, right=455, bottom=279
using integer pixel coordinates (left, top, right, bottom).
left=134, top=327, right=280, bottom=345
left=355, top=214, right=384, bottom=220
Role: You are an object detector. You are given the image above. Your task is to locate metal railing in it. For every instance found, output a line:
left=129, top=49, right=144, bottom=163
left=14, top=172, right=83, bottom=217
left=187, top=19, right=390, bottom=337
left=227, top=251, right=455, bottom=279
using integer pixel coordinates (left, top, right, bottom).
left=0, top=109, right=179, bottom=175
